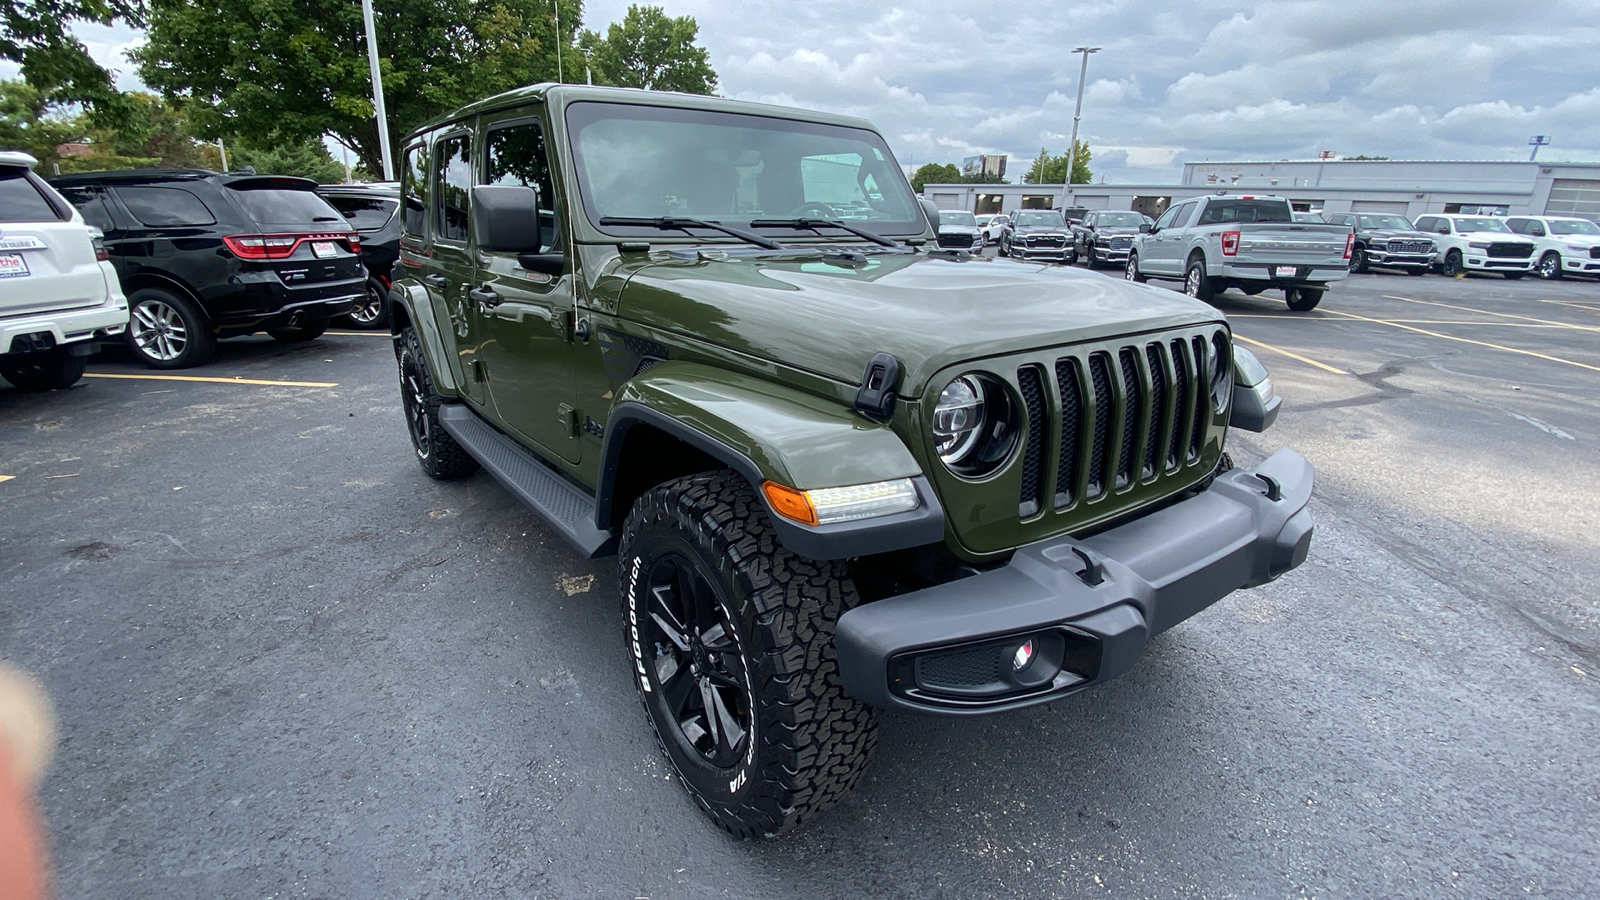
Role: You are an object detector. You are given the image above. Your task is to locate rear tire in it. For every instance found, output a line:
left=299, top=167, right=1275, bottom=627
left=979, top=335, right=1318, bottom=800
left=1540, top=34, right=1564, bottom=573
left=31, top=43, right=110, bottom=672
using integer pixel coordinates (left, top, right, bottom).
left=1125, top=253, right=1148, bottom=283
left=1537, top=252, right=1562, bottom=280
left=0, top=347, right=87, bottom=392
left=396, top=327, right=478, bottom=480
left=342, top=279, right=391, bottom=329
left=266, top=317, right=329, bottom=342
left=619, top=472, right=877, bottom=839
left=1350, top=246, right=1369, bottom=273
left=1286, top=287, right=1324, bottom=312
left=1184, top=258, right=1216, bottom=301
left=126, top=287, right=215, bottom=369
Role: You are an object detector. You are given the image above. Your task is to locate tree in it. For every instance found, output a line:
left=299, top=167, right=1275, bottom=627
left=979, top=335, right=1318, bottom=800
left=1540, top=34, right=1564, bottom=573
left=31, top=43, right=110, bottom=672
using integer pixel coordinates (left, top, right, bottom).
left=910, top=162, right=960, bottom=193
left=1343, top=154, right=1390, bottom=161
left=2, top=80, right=221, bottom=172
left=1021, top=141, right=1093, bottom=185
left=135, top=0, right=588, bottom=176
left=226, top=136, right=346, bottom=183
left=1, top=0, right=145, bottom=110
left=577, top=5, right=716, bottom=94
left=0, top=79, right=82, bottom=165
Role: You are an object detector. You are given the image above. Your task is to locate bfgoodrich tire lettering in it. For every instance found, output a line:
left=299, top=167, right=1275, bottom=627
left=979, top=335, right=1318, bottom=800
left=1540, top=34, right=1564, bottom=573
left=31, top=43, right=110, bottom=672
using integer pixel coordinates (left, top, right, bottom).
left=395, top=327, right=478, bottom=480
left=619, top=472, right=877, bottom=839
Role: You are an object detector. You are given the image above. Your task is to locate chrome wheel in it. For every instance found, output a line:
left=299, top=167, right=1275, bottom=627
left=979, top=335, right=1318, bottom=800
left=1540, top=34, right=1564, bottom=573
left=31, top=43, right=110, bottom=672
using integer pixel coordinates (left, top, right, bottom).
left=130, top=298, right=188, bottom=362
left=349, top=283, right=386, bottom=326
left=1185, top=266, right=1202, bottom=297
left=1538, top=252, right=1562, bottom=280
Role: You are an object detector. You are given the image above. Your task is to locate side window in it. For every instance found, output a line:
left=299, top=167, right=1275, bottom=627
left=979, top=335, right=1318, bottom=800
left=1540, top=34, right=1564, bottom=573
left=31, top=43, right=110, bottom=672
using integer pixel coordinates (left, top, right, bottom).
left=0, top=171, right=64, bottom=222
left=400, top=143, right=429, bottom=236
left=434, top=134, right=472, bottom=243
left=1153, top=205, right=1179, bottom=230
left=1170, top=201, right=1197, bottom=228
left=484, top=120, right=559, bottom=253
left=1527, top=221, right=1546, bottom=236
left=55, top=185, right=117, bottom=231
left=115, top=186, right=216, bottom=227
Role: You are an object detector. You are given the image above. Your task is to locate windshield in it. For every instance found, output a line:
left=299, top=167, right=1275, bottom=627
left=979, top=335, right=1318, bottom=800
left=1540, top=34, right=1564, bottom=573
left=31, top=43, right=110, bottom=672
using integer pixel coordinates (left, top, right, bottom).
left=1453, top=217, right=1510, bottom=233
left=1013, top=211, right=1065, bottom=228
left=1097, top=212, right=1143, bottom=226
left=939, top=211, right=977, bottom=226
left=567, top=101, right=922, bottom=237
left=1358, top=215, right=1413, bottom=230
left=1550, top=219, right=1600, bottom=235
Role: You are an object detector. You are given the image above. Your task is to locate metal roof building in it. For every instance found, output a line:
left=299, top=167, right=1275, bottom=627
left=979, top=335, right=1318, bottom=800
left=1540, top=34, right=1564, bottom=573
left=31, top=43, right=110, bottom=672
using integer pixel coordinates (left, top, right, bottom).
left=922, top=159, right=1600, bottom=223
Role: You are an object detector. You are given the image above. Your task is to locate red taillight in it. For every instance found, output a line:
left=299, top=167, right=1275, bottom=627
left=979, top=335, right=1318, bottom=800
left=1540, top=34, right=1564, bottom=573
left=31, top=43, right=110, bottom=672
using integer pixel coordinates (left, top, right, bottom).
left=348, top=236, right=361, bottom=252
left=1343, top=232, right=1355, bottom=260
left=1221, top=230, right=1240, bottom=256
left=223, top=233, right=357, bottom=260
left=92, top=236, right=109, bottom=262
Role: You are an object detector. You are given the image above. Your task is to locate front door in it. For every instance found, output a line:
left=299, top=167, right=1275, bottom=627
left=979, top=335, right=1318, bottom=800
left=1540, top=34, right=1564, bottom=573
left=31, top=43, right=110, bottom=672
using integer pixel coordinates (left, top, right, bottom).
left=470, top=112, right=581, bottom=465
left=1143, top=201, right=1192, bottom=275
left=429, top=130, right=488, bottom=406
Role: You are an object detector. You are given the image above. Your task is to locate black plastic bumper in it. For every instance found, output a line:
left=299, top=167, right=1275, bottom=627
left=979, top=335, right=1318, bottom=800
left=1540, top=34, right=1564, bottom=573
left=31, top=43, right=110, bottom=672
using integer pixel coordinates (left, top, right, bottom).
left=835, top=448, right=1314, bottom=715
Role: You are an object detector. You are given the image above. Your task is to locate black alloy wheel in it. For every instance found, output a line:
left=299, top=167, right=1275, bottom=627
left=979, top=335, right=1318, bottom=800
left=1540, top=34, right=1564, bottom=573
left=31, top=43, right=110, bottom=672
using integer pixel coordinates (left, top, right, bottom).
left=1441, top=250, right=1464, bottom=277
left=395, top=327, right=478, bottom=480
left=1351, top=247, right=1369, bottom=273
left=1538, top=252, right=1563, bottom=280
left=620, top=472, right=877, bottom=839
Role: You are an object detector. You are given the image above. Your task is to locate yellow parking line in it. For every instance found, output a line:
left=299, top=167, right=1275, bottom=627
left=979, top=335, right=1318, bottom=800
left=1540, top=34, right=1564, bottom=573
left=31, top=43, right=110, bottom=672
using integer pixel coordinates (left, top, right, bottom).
left=1383, top=295, right=1600, bottom=333
left=0, top=475, right=13, bottom=484
left=1232, top=334, right=1347, bottom=375
left=85, top=373, right=338, bottom=388
left=1327, top=310, right=1600, bottom=373
left=1539, top=299, right=1600, bottom=315
left=1233, top=315, right=1572, bottom=326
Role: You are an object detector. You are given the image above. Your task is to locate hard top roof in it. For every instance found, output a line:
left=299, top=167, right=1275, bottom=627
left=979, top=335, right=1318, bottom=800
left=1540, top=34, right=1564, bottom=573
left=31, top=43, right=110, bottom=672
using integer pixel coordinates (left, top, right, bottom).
left=407, top=83, right=879, bottom=141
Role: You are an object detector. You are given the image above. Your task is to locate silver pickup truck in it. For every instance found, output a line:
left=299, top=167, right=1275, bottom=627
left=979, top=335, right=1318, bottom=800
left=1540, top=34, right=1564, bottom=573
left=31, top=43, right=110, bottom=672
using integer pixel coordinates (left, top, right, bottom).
left=1126, top=195, right=1352, bottom=311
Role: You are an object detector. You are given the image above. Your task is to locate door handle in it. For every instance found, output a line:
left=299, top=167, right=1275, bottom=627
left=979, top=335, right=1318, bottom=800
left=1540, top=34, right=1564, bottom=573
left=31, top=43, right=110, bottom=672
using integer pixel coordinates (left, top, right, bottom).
left=469, top=286, right=501, bottom=308
left=424, top=274, right=448, bottom=288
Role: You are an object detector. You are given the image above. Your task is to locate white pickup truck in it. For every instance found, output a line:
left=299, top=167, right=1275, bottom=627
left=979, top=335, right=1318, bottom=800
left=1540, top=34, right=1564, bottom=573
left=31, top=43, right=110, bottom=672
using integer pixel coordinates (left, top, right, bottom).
left=1126, top=195, right=1352, bottom=311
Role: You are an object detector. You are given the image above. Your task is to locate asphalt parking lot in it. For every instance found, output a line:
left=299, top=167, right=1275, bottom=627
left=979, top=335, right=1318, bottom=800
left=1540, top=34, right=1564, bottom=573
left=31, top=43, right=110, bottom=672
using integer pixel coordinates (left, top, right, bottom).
left=4, top=267, right=1599, bottom=898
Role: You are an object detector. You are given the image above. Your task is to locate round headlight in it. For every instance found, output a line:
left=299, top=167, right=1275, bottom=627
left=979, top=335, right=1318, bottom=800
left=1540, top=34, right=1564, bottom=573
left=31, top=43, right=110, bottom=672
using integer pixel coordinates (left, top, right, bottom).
left=932, top=373, right=1018, bottom=477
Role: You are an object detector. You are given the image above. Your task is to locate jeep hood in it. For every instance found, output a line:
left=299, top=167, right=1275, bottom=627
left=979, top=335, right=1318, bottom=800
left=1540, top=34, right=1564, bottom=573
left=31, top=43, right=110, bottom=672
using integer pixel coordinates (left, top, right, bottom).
left=614, top=251, right=1222, bottom=397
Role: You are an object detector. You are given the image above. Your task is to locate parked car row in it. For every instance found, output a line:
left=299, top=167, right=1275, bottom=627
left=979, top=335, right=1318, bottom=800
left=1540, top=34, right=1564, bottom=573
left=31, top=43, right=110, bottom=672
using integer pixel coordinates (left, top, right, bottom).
left=0, top=151, right=403, bottom=387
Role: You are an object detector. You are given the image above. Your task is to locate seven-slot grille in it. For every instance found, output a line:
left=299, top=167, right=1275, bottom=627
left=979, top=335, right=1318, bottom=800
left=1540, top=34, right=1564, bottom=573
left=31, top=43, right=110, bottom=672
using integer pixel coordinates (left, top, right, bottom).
left=1487, top=242, right=1534, bottom=259
left=1016, top=330, right=1226, bottom=518
left=1385, top=239, right=1431, bottom=254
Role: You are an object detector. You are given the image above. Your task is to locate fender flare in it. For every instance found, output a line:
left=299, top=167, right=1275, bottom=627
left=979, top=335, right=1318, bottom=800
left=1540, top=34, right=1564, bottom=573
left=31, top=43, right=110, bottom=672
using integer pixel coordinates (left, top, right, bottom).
left=598, top=362, right=945, bottom=560
left=388, top=280, right=460, bottom=396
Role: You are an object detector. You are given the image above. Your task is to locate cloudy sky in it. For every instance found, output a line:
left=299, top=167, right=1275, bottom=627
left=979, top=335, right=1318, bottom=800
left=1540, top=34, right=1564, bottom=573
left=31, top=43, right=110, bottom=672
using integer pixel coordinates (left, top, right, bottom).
left=13, top=0, right=1600, bottom=183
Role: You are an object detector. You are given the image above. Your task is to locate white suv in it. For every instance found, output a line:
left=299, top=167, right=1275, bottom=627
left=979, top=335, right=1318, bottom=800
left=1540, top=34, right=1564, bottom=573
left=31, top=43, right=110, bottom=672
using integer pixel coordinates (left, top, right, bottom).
left=1411, top=214, right=1536, bottom=279
left=0, top=151, right=128, bottom=391
left=1503, top=215, right=1600, bottom=280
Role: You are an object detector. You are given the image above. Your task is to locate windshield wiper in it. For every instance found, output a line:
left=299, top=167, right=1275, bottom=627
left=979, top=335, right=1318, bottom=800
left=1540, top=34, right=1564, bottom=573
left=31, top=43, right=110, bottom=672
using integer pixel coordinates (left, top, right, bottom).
left=598, top=216, right=786, bottom=250
left=748, top=218, right=902, bottom=249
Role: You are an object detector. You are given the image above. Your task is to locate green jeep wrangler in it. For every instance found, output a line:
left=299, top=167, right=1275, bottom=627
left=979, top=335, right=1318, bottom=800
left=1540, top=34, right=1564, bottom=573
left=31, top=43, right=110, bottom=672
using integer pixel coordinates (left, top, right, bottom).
left=389, top=84, right=1314, bottom=838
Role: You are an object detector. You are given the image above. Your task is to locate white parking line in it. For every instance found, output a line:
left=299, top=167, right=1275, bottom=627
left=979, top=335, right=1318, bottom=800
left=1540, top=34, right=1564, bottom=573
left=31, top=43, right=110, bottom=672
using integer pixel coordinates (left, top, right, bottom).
left=85, top=373, right=338, bottom=388
left=1383, top=295, right=1600, bottom=333
left=1327, top=310, right=1600, bottom=374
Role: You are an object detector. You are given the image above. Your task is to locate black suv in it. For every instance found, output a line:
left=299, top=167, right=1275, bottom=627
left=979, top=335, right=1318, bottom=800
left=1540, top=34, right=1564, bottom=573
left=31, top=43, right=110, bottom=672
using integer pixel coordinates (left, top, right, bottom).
left=318, top=183, right=401, bottom=329
left=49, top=170, right=364, bottom=368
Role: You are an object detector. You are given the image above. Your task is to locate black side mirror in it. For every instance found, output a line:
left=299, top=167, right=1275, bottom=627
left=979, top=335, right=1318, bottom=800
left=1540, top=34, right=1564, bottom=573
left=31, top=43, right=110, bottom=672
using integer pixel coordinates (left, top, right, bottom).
left=471, top=184, right=564, bottom=275
left=1138, top=223, right=1152, bottom=234
left=917, top=198, right=941, bottom=233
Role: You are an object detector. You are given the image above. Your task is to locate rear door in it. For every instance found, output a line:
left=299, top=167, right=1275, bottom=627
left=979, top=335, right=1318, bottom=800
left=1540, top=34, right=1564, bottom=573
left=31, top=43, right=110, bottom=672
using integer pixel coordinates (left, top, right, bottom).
left=0, top=167, right=106, bottom=318
left=470, top=111, right=581, bottom=464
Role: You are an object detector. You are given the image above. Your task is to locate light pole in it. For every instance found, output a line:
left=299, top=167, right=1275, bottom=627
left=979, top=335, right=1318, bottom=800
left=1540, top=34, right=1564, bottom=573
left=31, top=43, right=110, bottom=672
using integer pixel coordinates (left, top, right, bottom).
left=553, top=0, right=564, bottom=83
left=1528, top=135, right=1551, bottom=161
left=361, top=0, right=394, bottom=180
left=1065, top=46, right=1099, bottom=205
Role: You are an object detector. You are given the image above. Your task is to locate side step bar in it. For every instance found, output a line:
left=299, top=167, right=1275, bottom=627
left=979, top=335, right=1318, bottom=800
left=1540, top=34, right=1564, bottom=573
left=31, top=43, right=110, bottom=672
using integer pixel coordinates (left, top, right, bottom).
left=437, top=403, right=618, bottom=559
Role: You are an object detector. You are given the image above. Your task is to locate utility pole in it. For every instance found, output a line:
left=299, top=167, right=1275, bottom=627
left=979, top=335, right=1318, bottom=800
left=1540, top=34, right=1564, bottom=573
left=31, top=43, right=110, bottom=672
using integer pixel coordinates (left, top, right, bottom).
left=1528, top=135, right=1551, bottom=161
left=216, top=137, right=228, bottom=172
left=1065, top=46, right=1099, bottom=205
left=553, top=0, right=564, bottom=83
left=361, top=0, right=394, bottom=180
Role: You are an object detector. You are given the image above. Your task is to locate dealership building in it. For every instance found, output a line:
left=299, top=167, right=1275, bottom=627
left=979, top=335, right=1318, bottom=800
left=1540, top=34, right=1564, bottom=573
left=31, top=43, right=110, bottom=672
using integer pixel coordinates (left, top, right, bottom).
left=922, top=159, right=1600, bottom=223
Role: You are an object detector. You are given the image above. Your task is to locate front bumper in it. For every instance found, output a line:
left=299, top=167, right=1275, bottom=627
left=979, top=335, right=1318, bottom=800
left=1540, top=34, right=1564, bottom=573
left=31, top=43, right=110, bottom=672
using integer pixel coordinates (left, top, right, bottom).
left=1463, top=256, right=1533, bottom=271
left=1366, top=251, right=1435, bottom=268
left=835, top=448, right=1314, bottom=715
left=1089, top=244, right=1132, bottom=263
left=1013, top=243, right=1074, bottom=262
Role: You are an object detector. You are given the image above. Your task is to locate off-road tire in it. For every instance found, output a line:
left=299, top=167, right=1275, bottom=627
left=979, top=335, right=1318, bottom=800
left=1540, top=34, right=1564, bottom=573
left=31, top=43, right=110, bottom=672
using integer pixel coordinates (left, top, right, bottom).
left=619, top=472, right=877, bottom=839
left=1125, top=253, right=1148, bottom=283
left=1537, top=252, right=1562, bottom=280
left=1285, top=287, right=1324, bottom=312
left=126, top=287, right=216, bottom=369
left=0, top=347, right=87, bottom=392
left=1185, top=257, right=1217, bottom=301
left=266, top=317, right=330, bottom=342
left=395, top=327, right=478, bottom=480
